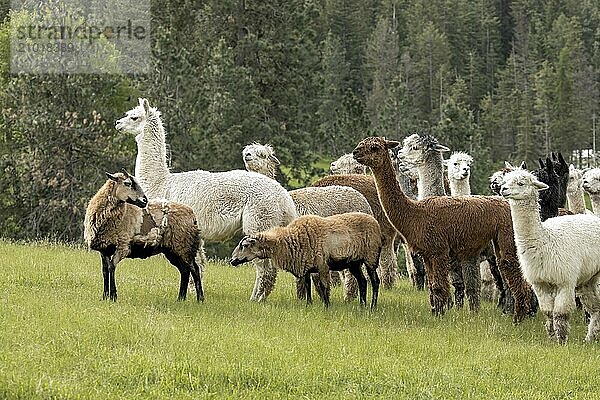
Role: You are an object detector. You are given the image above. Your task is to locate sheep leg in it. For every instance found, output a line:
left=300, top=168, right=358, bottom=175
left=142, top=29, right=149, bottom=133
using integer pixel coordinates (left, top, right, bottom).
left=462, top=257, right=481, bottom=312
left=101, top=253, right=111, bottom=300
left=317, top=270, right=331, bottom=308
left=348, top=262, right=367, bottom=306
left=108, top=247, right=128, bottom=301
left=304, top=274, right=313, bottom=305
left=365, top=265, right=380, bottom=309
left=423, top=255, right=450, bottom=316
left=296, top=277, right=307, bottom=300
left=191, top=259, right=204, bottom=302
left=311, top=273, right=326, bottom=300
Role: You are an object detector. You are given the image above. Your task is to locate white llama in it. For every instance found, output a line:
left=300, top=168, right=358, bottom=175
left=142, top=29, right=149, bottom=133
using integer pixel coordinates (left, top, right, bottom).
left=115, top=98, right=298, bottom=301
left=501, top=169, right=600, bottom=344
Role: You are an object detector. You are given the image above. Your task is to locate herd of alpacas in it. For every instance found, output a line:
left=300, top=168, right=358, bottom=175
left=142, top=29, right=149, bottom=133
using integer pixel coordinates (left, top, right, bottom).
left=83, top=98, right=600, bottom=345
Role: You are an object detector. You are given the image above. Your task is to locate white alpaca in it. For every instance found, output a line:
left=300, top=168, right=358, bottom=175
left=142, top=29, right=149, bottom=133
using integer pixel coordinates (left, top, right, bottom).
left=330, top=153, right=367, bottom=175
left=242, top=143, right=280, bottom=180
left=582, top=168, right=600, bottom=216
left=115, top=99, right=298, bottom=301
left=567, top=164, right=589, bottom=214
left=445, top=152, right=473, bottom=196
left=501, top=169, right=600, bottom=344
left=398, top=133, right=448, bottom=199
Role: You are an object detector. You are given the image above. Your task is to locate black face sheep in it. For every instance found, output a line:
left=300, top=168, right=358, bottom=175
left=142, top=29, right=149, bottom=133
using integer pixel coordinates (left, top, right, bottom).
left=84, top=171, right=204, bottom=302
left=230, top=213, right=382, bottom=309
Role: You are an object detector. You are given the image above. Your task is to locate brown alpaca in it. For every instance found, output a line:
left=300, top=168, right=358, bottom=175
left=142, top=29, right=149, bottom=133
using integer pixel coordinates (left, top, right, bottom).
left=311, top=174, right=399, bottom=289
left=352, top=137, right=533, bottom=322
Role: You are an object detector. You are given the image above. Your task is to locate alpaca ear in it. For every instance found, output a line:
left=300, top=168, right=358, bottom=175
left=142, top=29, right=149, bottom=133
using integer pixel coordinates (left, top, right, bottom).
left=534, top=180, right=550, bottom=191
left=442, top=159, right=449, bottom=166
left=545, top=157, right=554, bottom=172
left=505, top=161, right=515, bottom=169
left=385, top=140, right=401, bottom=149
left=551, top=152, right=557, bottom=161
left=106, top=172, right=119, bottom=182
left=121, top=168, right=132, bottom=177
left=569, top=164, right=575, bottom=172
left=519, top=161, right=527, bottom=170
left=142, top=99, right=150, bottom=114
left=435, top=144, right=450, bottom=152
left=269, top=154, right=281, bottom=165
left=558, top=152, right=566, bottom=165
left=538, top=158, right=545, bottom=169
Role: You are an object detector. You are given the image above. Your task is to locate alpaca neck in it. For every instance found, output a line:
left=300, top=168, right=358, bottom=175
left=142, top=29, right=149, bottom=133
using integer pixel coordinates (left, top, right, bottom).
left=134, top=111, right=171, bottom=198
left=567, top=188, right=586, bottom=214
left=417, top=153, right=446, bottom=199
left=589, top=192, right=600, bottom=216
left=449, top=177, right=471, bottom=196
left=508, top=197, right=545, bottom=243
left=396, top=173, right=417, bottom=200
left=369, top=156, right=417, bottom=236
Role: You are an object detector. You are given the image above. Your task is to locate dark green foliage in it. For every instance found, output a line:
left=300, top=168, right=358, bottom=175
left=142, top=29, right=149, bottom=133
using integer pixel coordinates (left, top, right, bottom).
left=1, top=1, right=600, bottom=242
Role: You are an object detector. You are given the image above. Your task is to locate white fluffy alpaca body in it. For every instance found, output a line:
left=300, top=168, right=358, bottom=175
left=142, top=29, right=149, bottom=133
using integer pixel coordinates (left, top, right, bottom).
left=502, top=169, right=600, bottom=343
left=116, top=99, right=298, bottom=301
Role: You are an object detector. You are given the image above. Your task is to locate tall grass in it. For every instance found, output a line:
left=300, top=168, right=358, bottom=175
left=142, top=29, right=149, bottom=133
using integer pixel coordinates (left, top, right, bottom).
left=0, top=241, right=598, bottom=399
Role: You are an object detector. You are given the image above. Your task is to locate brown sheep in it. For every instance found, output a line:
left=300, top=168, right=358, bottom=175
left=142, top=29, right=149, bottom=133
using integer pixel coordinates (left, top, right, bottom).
left=311, top=174, right=399, bottom=289
left=84, top=170, right=204, bottom=302
left=230, top=213, right=382, bottom=309
left=352, top=137, right=534, bottom=322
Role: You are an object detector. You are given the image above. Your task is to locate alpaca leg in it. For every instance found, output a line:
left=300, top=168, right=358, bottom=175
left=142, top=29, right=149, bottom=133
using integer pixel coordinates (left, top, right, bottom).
left=423, top=256, right=450, bottom=316
left=552, top=287, right=576, bottom=344
left=448, top=263, right=464, bottom=309
left=342, top=269, right=358, bottom=302
left=377, top=235, right=397, bottom=289
left=330, top=271, right=342, bottom=287
left=462, top=257, right=481, bottom=312
left=585, top=312, right=600, bottom=343
left=532, top=284, right=556, bottom=340
left=403, top=243, right=417, bottom=286
left=576, top=280, right=600, bottom=342
left=488, top=256, right=507, bottom=310
left=413, top=253, right=426, bottom=291
left=251, top=259, right=277, bottom=301
left=497, top=258, right=531, bottom=323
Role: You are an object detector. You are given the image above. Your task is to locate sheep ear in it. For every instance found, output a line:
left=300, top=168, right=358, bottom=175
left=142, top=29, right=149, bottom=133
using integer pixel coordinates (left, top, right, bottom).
left=519, top=161, right=527, bottom=170
left=435, top=144, right=450, bottom=152
left=106, top=172, right=119, bottom=182
left=534, top=180, right=549, bottom=191
left=269, top=154, right=281, bottom=165
left=385, top=140, right=401, bottom=149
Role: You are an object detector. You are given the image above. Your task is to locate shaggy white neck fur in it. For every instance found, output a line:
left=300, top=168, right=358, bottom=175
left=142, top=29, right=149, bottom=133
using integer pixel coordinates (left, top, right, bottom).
left=567, top=188, right=587, bottom=214
left=508, top=196, right=546, bottom=248
left=449, top=177, right=471, bottom=196
left=134, top=110, right=170, bottom=198
left=417, top=152, right=446, bottom=199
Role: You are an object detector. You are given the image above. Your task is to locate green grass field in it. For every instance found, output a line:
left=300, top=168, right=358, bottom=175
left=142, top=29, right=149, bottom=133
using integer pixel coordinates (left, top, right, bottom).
left=0, top=241, right=598, bottom=399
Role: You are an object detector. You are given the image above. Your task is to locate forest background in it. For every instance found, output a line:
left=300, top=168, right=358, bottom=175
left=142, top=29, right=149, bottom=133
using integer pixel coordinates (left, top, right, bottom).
left=1, top=0, right=599, bottom=247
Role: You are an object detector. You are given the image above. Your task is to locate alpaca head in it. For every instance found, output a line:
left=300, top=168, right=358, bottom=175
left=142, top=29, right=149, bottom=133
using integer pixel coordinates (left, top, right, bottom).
left=352, top=137, right=400, bottom=169
left=115, top=98, right=159, bottom=136
left=230, top=235, right=267, bottom=266
left=105, top=169, right=148, bottom=208
left=445, top=151, right=473, bottom=181
left=242, top=142, right=280, bottom=175
left=489, top=161, right=526, bottom=195
left=500, top=169, right=549, bottom=201
left=582, top=168, right=600, bottom=194
left=330, top=153, right=367, bottom=175
left=551, top=152, right=569, bottom=183
left=397, top=133, right=450, bottom=167
left=567, top=164, right=584, bottom=195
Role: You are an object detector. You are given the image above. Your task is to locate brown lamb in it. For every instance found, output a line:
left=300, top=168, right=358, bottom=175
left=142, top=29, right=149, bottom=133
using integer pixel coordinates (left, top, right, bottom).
left=312, top=174, right=399, bottom=289
left=352, top=137, right=534, bottom=322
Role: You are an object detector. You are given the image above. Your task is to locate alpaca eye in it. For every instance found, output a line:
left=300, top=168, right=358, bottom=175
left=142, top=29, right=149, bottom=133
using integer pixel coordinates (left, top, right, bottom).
left=517, top=182, right=524, bottom=186
left=123, top=181, right=132, bottom=187
left=131, top=116, right=138, bottom=121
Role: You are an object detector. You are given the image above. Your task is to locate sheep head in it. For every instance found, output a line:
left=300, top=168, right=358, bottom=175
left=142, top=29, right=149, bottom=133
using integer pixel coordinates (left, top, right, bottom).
left=352, top=137, right=400, bottom=169
left=230, top=235, right=270, bottom=266
left=330, top=153, right=367, bottom=175
left=445, top=151, right=473, bottom=181
left=500, top=170, right=549, bottom=201
left=397, top=133, right=449, bottom=167
left=105, top=170, right=148, bottom=208
left=242, top=143, right=280, bottom=176
left=115, top=98, right=158, bottom=136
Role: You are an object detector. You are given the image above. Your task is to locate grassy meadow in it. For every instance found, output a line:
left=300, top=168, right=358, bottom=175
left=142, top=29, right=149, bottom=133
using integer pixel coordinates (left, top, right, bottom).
left=0, top=241, right=599, bottom=399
